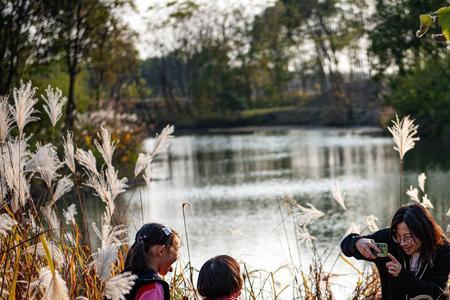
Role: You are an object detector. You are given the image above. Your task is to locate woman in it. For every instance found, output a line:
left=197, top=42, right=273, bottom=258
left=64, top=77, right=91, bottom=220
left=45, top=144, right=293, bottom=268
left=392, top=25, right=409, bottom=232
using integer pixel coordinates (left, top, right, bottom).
left=341, top=204, right=450, bottom=299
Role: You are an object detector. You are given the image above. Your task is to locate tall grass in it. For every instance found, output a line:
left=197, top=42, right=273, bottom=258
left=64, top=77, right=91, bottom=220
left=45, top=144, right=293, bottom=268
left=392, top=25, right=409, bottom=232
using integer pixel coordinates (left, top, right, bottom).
left=0, top=81, right=441, bottom=299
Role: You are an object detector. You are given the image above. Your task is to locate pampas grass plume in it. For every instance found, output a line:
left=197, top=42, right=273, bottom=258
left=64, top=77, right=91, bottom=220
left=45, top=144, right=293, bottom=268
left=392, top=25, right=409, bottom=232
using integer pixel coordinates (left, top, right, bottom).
left=63, top=132, right=76, bottom=173
left=94, top=126, right=116, bottom=168
left=387, top=114, right=419, bottom=160
left=295, top=203, right=325, bottom=228
left=406, top=185, right=420, bottom=203
left=63, top=203, right=77, bottom=225
left=27, top=142, right=61, bottom=188
left=418, top=173, right=426, bottom=192
left=42, top=85, right=67, bottom=128
left=0, top=95, right=13, bottom=142
left=37, top=267, right=69, bottom=300
left=0, top=213, right=17, bottom=237
left=90, top=244, right=119, bottom=281
left=331, top=180, right=346, bottom=210
left=50, top=176, right=73, bottom=206
left=104, top=272, right=137, bottom=300
left=10, top=80, right=39, bottom=137
left=365, top=215, right=379, bottom=232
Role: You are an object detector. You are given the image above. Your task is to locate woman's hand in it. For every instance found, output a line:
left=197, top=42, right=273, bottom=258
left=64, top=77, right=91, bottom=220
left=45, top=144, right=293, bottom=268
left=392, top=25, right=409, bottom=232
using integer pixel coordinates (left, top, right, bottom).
left=355, top=238, right=379, bottom=259
left=386, top=253, right=402, bottom=277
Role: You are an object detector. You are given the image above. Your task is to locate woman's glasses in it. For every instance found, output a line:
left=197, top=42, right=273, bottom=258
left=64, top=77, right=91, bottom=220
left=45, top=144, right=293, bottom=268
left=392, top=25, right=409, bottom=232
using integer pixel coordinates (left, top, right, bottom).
left=392, top=233, right=414, bottom=244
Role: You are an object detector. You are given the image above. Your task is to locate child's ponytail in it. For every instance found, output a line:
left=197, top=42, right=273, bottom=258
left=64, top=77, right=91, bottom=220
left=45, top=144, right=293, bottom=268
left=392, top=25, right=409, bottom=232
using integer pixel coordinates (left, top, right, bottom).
left=129, top=240, right=148, bottom=274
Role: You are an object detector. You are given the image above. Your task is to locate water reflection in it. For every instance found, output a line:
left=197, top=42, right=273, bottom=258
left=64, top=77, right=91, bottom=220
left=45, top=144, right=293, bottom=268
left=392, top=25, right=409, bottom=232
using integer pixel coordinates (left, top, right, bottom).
left=115, top=127, right=449, bottom=298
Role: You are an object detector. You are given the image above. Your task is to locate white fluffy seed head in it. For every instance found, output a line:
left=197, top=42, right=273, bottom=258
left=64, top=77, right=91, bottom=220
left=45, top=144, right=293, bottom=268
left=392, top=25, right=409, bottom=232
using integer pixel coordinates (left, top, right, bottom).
left=92, top=214, right=126, bottom=248
left=106, top=166, right=127, bottom=203
left=0, top=96, right=13, bottom=142
left=331, top=180, right=346, bottom=210
left=37, top=267, right=69, bottom=300
left=42, top=85, right=67, bottom=128
left=104, top=272, right=137, bottom=300
left=63, top=204, right=77, bottom=225
left=365, top=215, right=379, bottom=232
left=28, top=241, right=65, bottom=267
left=295, top=203, right=325, bottom=228
left=296, top=226, right=316, bottom=250
left=50, top=176, right=73, bottom=206
left=151, top=125, right=174, bottom=157
left=406, top=185, right=420, bottom=203
left=90, top=244, right=119, bottom=281
left=63, top=132, right=76, bottom=174
left=94, top=126, right=116, bottom=168
left=0, top=214, right=17, bottom=237
left=387, top=114, right=420, bottom=160
left=134, top=153, right=151, bottom=178
left=10, top=80, right=39, bottom=137
left=2, top=138, right=30, bottom=212
left=26, top=143, right=61, bottom=188
left=421, top=194, right=433, bottom=209
left=418, top=173, right=426, bottom=193
left=41, top=205, right=60, bottom=231
left=76, top=149, right=98, bottom=177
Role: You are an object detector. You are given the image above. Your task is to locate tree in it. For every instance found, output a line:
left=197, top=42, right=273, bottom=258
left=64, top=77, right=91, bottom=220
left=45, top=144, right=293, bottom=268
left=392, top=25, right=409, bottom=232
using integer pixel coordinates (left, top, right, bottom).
left=388, top=53, right=450, bottom=137
left=45, top=0, right=134, bottom=128
left=88, top=16, right=141, bottom=104
left=368, top=0, right=446, bottom=76
left=0, top=0, right=52, bottom=94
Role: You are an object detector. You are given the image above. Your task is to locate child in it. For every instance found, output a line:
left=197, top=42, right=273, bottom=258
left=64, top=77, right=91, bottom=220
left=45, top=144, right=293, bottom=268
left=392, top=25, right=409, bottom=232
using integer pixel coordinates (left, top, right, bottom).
left=124, top=223, right=180, bottom=300
left=197, top=255, right=243, bottom=300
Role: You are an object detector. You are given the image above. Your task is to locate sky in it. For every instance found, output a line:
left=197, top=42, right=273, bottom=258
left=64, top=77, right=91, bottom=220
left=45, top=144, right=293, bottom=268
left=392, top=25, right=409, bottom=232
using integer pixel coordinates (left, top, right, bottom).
left=121, top=0, right=276, bottom=59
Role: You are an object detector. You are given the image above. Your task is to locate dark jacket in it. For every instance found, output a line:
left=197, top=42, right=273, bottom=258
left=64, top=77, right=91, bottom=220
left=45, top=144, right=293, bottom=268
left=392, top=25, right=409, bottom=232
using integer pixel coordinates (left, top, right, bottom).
left=341, top=228, right=450, bottom=300
left=124, top=268, right=170, bottom=300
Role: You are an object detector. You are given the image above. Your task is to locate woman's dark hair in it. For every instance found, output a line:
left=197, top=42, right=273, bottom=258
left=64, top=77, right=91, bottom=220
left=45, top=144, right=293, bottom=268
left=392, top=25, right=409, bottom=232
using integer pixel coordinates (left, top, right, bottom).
left=197, top=255, right=243, bottom=299
left=391, top=204, right=447, bottom=266
left=125, top=223, right=179, bottom=275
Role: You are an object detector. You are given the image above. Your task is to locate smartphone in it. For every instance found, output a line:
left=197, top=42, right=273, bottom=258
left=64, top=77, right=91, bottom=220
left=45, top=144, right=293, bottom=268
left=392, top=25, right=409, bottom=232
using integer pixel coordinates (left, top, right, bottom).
left=371, top=242, right=388, bottom=257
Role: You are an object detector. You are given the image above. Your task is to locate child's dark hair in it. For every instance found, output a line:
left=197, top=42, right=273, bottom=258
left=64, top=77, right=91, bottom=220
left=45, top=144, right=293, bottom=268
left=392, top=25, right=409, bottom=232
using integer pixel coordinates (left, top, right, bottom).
left=197, top=255, right=243, bottom=299
left=125, top=223, right=179, bottom=275
left=391, top=204, right=447, bottom=267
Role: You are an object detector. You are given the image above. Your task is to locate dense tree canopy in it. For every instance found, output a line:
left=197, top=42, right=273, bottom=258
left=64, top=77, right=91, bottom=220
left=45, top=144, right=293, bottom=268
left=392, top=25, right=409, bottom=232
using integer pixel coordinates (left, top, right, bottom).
left=1, top=0, right=449, bottom=136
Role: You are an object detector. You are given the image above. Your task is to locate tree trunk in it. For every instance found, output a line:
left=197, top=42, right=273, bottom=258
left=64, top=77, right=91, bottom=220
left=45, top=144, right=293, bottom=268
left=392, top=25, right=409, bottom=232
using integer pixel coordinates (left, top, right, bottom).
left=66, top=68, right=77, bottom=129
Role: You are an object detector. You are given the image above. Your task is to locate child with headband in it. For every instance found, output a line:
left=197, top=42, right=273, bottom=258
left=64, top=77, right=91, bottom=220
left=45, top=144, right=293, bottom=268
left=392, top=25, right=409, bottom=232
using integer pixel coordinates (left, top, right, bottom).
left=124, top=223, right=180, bottom=300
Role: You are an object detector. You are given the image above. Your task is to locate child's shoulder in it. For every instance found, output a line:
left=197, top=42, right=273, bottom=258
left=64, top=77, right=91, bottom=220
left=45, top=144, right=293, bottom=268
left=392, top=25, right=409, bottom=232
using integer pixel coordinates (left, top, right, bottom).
left=135, top=281, right=165, bottom=300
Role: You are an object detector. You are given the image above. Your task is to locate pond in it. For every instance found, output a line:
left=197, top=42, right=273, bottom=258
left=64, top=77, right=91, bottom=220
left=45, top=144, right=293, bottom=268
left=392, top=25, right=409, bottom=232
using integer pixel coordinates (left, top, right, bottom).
left=92, top=127, right=450, bottom=297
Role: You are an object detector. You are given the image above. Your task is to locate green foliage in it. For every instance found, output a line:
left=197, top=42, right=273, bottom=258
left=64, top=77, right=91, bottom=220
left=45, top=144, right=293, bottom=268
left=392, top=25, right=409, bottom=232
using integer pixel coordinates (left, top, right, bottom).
left=388, top=54, right=450, bottom=137
left=0, top=0, right=141, bottom=130
left=369, top=0, right=446, bottom=75
left=417, top=6, right=450, bottom=42
left=436, top=6, right=450, bottom=40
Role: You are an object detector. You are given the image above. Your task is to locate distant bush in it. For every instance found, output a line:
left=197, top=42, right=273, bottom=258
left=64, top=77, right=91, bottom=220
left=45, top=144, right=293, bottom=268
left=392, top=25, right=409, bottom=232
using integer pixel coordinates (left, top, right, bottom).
left=388, top=54, right=450, bottom=138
